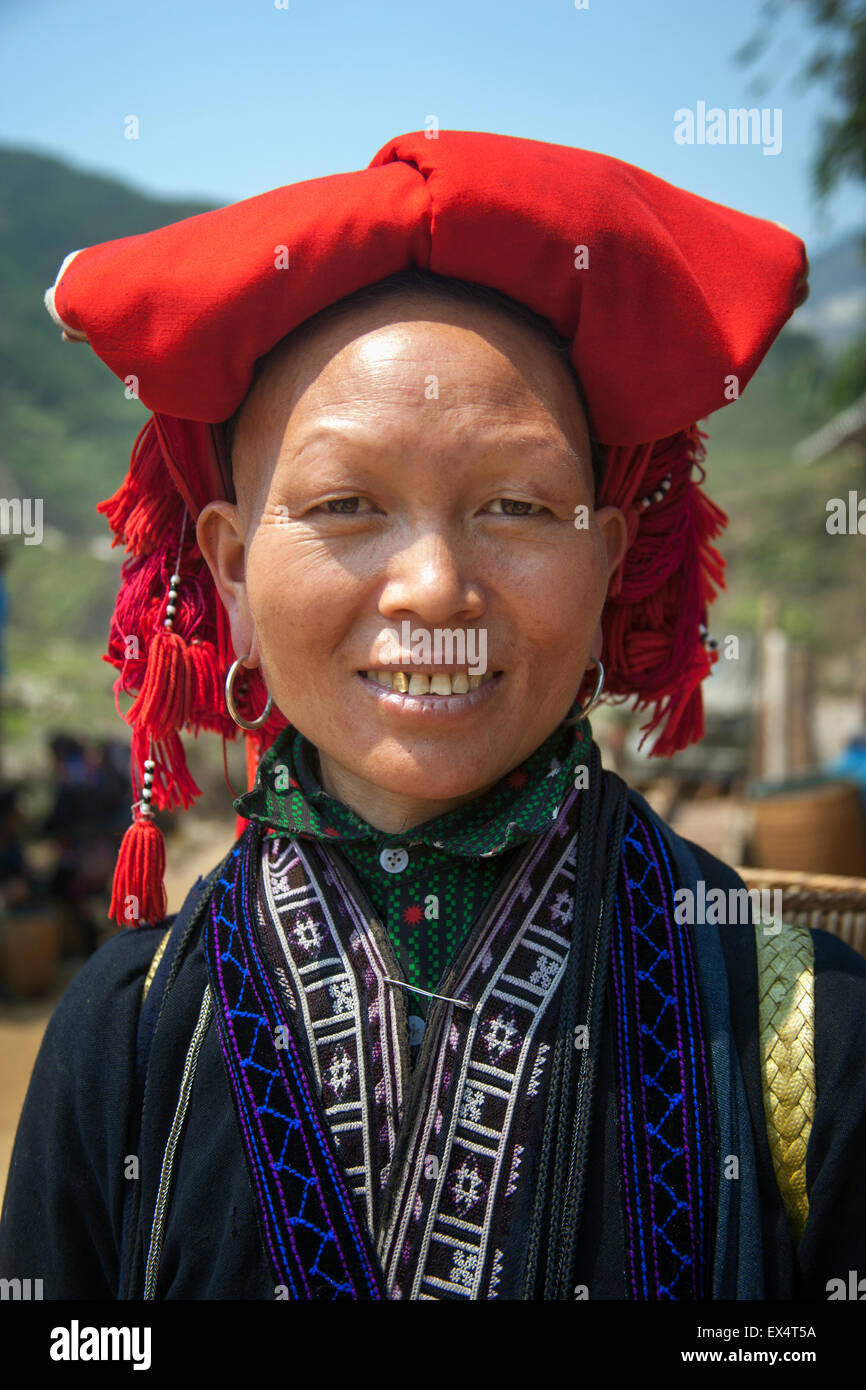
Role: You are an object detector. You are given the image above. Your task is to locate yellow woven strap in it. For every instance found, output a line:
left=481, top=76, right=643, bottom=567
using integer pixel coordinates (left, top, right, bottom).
left=755, top=921, right=816, bottom=1245
left=141, top=926, right=173, bottom=1005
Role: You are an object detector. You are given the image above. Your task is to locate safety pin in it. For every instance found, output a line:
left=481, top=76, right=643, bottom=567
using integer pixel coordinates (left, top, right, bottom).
left=382, top=977, right=475, bottom=1011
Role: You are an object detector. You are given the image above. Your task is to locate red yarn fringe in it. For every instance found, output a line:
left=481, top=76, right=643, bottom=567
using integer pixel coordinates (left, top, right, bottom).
left=126, top=627, right=192, bottom=738
left=108, top=815, right=167, bottom=927
left=599, top=424, right=728, bottom=756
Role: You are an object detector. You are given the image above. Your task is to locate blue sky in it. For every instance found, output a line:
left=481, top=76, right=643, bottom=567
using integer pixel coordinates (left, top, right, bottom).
left=2, top=0, right=864, bottom=256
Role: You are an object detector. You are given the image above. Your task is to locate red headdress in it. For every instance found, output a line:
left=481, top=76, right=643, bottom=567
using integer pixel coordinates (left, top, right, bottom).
left=43, top=130, right=809, bottom=926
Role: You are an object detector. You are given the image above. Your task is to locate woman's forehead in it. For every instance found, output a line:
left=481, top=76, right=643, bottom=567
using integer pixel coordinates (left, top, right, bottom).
left=230, top=291, right=593, bottom=495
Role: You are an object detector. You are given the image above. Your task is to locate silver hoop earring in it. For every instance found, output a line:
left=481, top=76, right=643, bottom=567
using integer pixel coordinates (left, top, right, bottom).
left=225, top=656, right=273, bottom=731
left=562, top=655, right=605, bottom=727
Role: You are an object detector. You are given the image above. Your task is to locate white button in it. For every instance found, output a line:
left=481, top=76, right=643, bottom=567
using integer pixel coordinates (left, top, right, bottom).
left=379, top=846, right=409, bottom=873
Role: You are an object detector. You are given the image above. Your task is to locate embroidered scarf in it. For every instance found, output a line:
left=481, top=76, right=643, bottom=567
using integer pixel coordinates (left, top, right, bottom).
left=203, top=757, right=717, bottom=1299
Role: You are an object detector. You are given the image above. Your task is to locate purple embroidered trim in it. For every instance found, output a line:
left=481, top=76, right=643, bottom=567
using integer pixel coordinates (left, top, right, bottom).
left=203, top=825, right=386, bottom=1300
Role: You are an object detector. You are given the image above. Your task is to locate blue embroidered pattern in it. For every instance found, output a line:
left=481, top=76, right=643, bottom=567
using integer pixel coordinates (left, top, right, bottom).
left=203, top=829, right=386, bottom=1300
left=611, top=807, right=716, bottom=1299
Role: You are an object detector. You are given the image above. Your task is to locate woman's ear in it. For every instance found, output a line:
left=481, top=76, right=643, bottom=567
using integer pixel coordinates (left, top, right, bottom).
left=590, top=505, right=630, bottom=664
left=196, top=501, right=260, bottom=667
left=594, top=504, right=630, bottom=580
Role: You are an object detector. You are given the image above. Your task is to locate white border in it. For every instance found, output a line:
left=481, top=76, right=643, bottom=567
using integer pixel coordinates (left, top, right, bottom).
left=43, top=248, right=90, bottom=342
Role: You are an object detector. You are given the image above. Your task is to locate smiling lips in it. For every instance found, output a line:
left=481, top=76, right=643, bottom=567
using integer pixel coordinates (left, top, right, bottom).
left=359, top=670, right=498, bottom=696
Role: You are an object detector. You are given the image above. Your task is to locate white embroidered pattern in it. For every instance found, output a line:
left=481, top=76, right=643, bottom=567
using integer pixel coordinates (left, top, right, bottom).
left=482, top=1012, right=520, bottom=1060
left=529, top=954, right=559, bottom=990
left=488, top=1247, right=504, bottom=1297
left=527, top=1042, right=549, bottom=1098
left=323, top=1046, right=354, bottom=1096
left=292, top=912, right=323, bottom=953
left=505, top=1144, right=524, bottom=1197
left=450, top=1248, right=478, bottom=1289
left=459, top=1086, right=485, bottom=1124
left=451, top=1158, right=485, bottom=1212
left=549, top=890, right=573, bottom=926
left=328, top=978, right=354, bottom=1014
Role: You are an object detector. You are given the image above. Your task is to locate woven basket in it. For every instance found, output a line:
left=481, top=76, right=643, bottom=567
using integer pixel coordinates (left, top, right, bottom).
left=747, top=779, right=866, bottom=878
left=734, top=867, right=866, bottom=958
left=0, top=906, right=63, bottom=996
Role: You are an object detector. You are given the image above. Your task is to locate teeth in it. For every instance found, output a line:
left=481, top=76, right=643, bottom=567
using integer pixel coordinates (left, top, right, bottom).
left=364, top=670, right=496, bottom=695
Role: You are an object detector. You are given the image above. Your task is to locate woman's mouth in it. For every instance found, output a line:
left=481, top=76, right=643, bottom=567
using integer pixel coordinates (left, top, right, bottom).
left=356, top=668, right=503, bottom=715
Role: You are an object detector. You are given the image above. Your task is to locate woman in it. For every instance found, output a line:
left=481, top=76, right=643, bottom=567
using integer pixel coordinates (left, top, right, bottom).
left=2, top=129, right=864, bottom=1301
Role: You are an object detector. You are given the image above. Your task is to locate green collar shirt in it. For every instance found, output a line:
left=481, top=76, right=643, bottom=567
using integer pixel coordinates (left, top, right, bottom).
left=235, top=719, right=592, bottom=1015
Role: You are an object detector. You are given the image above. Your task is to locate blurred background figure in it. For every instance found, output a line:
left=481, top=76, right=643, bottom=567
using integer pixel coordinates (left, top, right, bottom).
left=39, top=734, right=131, bottom=960
left=0, top=785, right=37, bottom=915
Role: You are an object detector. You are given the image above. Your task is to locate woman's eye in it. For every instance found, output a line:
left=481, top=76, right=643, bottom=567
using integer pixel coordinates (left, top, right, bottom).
left=486, top=498, right=545, bottom=516
left=322, top=497, right=370, bottom=514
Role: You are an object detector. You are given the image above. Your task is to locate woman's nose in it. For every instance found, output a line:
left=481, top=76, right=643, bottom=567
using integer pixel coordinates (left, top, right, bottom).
left=377, top=530, right=484, bottom=626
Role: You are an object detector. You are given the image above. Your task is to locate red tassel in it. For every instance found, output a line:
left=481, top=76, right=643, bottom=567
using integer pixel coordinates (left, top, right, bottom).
left=132, top=726, right=202, bottom=811
left=187, top=637, right=224, bottom=729
left=127, top=628, right=193, bottom=738
left=109, top=815, right=167, bottom=928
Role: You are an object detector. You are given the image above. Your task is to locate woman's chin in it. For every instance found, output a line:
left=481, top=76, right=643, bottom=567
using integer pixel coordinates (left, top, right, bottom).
left=323, top=747, right=517, bottom=808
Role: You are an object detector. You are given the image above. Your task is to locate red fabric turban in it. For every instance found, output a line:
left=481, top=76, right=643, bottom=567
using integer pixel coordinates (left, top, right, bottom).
left=43, top=128, right=809, bottom=926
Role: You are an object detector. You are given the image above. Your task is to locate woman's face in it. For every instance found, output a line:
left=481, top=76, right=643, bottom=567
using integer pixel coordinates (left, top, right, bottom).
left=198, top=293, right=629, bottom=823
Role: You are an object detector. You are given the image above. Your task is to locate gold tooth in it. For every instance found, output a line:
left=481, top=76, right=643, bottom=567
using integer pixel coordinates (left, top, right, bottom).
left=392, top=671, right=409, bottom=693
